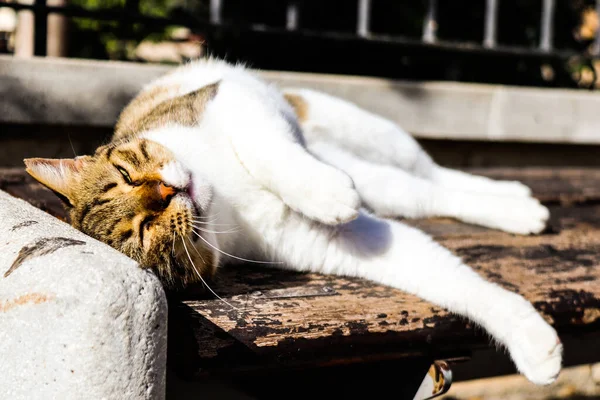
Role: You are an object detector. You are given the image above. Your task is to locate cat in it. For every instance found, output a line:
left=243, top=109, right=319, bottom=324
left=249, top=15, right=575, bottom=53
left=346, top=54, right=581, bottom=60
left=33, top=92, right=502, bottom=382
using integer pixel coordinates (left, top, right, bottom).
left=24, top=58, right=561, bottom=385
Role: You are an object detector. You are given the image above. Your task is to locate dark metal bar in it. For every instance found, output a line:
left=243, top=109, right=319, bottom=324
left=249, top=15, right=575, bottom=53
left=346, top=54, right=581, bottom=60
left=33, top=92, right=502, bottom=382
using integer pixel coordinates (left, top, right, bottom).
left=592, top=0, right=600, bottom=55
left=123, top=0, right=139, bottom=16
left=242, top=25, right=577, bottom=60
left=539, top=0, right=555, bottom=51
left=286, top=2, right=299, bottom=31
left=483, top=0, right=498, bottom=48
left=422, top=0, right=437, bottom=43
left=0, top=0, right=582, bottom=61
left=33, top=0, right=47, bottom=56
left=357, top=0, right=370, bottom=37
left=116, top=0, right=139, bottom=57
left=210, top=0, right=222, bottom=25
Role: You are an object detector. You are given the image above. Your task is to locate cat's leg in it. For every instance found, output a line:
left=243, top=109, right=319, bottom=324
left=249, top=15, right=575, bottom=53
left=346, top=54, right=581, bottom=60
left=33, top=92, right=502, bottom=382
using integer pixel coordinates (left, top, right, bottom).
left=283, top=88, right=427, bottom=172
left=285, top=88, right=531, bottom=198
left=427, top=166, right=533, bottom=198
left=216, top=84, right=360, bottom=225
left=256, top=211, right=561, bottom=385
left=310, top=142, right=548, bottom=235
left=231, top=133, right=360, bottom=226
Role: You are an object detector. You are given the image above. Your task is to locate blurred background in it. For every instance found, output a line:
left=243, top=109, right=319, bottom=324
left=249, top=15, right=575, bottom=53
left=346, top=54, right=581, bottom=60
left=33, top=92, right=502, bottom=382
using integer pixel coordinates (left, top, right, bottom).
left=2, top=0, right=600, bottom=168
left=1, top=0, right=600, bottom=87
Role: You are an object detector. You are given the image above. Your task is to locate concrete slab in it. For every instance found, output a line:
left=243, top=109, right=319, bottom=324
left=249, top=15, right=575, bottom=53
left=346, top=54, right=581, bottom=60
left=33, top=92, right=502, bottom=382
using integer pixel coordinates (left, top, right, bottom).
left=2, top=55, right=600, bottom=144
left=0, top=190, right=167, bottom=400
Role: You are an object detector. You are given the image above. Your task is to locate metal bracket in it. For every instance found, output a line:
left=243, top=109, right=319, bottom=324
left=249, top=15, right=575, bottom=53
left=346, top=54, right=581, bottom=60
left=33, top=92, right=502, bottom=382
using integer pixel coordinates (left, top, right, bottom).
left=413, top=361, right=452, bottom=400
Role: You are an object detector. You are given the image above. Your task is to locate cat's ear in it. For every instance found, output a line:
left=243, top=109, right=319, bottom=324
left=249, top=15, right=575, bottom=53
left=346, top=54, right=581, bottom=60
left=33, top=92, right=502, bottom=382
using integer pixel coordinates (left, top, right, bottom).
left=94, top=144, right=112, bottom=156
left=23, top=156, right=91, bottom=206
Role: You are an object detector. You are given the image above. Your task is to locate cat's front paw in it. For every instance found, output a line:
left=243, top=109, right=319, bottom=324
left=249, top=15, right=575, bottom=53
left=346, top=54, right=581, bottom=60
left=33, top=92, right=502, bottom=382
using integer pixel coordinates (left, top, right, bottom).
left=283, top=166, right=361, bottom=225
left=508, top=313, right=563, bottom=385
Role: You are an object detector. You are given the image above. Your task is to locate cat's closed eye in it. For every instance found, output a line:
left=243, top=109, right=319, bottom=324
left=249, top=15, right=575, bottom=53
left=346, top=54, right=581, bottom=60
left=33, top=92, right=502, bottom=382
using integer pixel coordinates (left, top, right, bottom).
left=115, top=165, right=140, bottom=186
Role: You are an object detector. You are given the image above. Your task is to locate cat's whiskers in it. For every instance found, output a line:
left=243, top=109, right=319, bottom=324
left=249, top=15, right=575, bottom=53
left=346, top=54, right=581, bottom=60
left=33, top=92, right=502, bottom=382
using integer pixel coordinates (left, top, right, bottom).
left=191, top=220, right=237, bottom=227
left=191, top=214, right=232, bottom=226
left=179, top=234, right=240, bottom=311
left=191, top=224, right=240, bottom=234
left=191, top=218, right=219, bottom=225
left=171, top=231, right=176, bottom=255
left=189, top=228, right=283, bottom=265
left=68, top=132, right=78, bottom=157
left=192, top=221, right=237, bottom=228
left=185, top=234, right=206, bottom=264
left=191, top=213, right=222, bottom=220
left=192, top=212, right=221, bottom=220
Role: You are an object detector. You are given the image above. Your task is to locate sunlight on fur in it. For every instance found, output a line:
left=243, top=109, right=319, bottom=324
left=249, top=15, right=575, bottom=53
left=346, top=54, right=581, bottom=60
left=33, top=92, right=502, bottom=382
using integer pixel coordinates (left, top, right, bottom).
left=25, top=58, right=560, bottom=386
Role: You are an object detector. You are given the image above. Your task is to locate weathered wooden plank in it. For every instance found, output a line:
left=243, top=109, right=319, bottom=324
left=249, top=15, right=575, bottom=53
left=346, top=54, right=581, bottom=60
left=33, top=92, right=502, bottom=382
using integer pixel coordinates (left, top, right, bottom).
left=177, top=168, right=600, bottom=367
left=3, top=167, right=600, bottom=371
left=182, top=200, right=600, bottom=342
left=182, top=265, right=474, bottom=367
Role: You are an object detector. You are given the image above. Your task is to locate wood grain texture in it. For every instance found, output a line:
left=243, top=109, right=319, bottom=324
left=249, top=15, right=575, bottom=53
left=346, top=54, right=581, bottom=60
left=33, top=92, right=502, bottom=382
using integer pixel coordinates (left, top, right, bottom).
left=3, top=167, right=600, bottom=372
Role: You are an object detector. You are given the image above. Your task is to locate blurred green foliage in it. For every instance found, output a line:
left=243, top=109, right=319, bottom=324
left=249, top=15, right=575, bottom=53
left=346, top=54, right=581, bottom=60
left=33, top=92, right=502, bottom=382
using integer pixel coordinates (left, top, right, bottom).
left=68, top=0, right=194, bottom=60
left=64, top=0, right=598, bottom=88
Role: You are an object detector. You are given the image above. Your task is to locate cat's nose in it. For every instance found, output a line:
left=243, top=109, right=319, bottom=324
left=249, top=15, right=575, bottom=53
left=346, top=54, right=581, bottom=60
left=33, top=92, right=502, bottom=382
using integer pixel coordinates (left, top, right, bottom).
left=158, top=182, right=176, bottom=202
left=145, top=181, right=178, bottom=211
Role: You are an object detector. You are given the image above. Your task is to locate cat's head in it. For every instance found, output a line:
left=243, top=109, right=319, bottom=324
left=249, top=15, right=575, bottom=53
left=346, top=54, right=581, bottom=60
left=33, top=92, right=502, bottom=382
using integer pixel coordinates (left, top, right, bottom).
left=24, top=138, right=219, bottom=288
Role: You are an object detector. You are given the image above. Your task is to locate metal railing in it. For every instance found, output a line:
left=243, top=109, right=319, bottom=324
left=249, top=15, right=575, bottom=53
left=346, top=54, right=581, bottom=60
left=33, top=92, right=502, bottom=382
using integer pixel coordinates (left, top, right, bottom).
left=1, top=0, right=598, bottom=87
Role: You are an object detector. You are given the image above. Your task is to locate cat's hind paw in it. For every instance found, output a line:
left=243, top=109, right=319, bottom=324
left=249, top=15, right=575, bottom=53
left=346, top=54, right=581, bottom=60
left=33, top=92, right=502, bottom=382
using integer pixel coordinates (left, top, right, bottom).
left=494, top=198, right=549, bottom=235
left=460, top=196, right=549, bottom=235
left=283, top=166, right=361, bottom=225
left=434, top=167, right=533, bottom=198
left=508, top=314, right=563, bottom=385
left=483, top=180, right=533, bottom=198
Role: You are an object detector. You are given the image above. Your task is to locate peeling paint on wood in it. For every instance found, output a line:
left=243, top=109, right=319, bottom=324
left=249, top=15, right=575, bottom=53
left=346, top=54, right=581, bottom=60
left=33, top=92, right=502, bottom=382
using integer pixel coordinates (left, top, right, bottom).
left=176, top=200, right=600, bottom=364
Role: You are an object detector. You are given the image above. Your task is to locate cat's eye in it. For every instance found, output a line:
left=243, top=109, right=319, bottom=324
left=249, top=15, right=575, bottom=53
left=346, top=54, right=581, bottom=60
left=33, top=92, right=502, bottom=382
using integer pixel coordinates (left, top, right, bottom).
left=115, top=165, right=132, bottom=184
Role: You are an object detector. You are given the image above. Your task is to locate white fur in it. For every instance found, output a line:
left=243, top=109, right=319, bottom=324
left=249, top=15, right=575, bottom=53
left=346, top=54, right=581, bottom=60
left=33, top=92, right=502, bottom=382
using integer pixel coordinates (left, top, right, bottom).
left=140, top=59, right=560, bottom=385
left=159, top=161, right=190, bottom=189
left=308, top=142, right=548, bottom=235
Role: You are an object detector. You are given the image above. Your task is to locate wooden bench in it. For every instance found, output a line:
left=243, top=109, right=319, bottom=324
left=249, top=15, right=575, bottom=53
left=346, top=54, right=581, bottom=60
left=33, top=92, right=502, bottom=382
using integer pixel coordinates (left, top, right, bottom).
left=2, top=167, right=600, bottom=399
